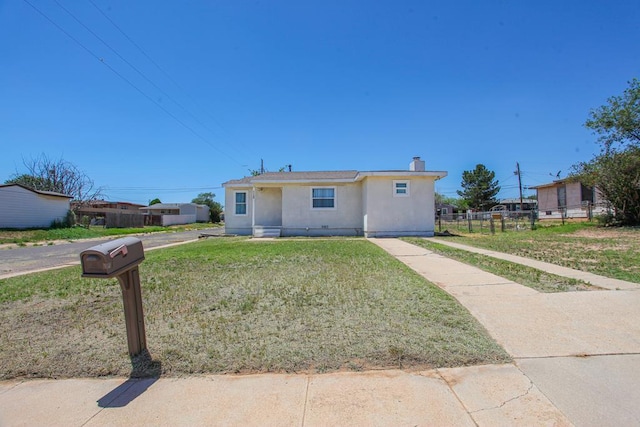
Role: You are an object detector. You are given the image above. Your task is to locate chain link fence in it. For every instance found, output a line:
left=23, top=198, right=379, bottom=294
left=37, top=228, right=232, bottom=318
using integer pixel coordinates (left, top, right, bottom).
left=437, top=202, right=611, bottom=234
left=437, top=210, right=537, bottom=234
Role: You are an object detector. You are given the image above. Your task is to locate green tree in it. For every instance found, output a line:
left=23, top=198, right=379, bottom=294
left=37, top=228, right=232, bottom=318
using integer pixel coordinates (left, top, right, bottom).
left=457, top=164, right=500, bottom=211
left=192, top=192, right=223, bottom=223
left=5, top=174, right=49, bottom=189
left=435, top=192, right=468, bottom=210
left=585, top=78, right=640, bottom=152
left=573, top=78, right=640, bottom=225
left=572, top=147, right=640, bottom=225
left=149, top=198, right=162, bottom=205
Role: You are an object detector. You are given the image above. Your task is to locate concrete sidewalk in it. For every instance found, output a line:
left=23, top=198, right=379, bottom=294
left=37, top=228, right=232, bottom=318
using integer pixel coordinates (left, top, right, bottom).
left=430, top=237, right=640, bottom=291
left=370, top=238, right=640, bottom=426
left=0, top=365, right=570, bottom=426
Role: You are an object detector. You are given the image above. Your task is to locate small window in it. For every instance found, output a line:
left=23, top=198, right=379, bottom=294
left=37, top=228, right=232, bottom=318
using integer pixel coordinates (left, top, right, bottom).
left=312, top=187, right=335, bottom=209
left=235, top=192, right=247, bottom=215
left=441, top=207, right=448, bottom=215
left=393, top=180, right=410, bottom=197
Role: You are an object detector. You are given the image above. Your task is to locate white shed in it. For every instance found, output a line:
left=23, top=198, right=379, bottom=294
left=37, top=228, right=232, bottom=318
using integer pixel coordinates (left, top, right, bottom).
left=139, top=202, right=209, bottom=226
left=0, top=184, right=72, bottom=229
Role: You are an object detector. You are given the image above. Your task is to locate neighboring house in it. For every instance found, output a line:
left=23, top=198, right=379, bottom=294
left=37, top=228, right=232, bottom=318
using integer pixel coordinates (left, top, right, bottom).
left=531, top=180, right=606, bottom=220
left=492, top=198, right=538, bottom=212
left=435, top=203, right=459, bottom=216
left=73, top=200, right=147, bottom=218
left=139, top=203, right=210, bottom=226
left=0, top=183, right=72, bottom=229
left=223, top=157, right=447, bottom=237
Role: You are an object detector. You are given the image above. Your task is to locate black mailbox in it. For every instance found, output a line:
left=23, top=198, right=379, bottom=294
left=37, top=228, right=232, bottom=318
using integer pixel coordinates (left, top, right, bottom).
left=80, top=237, right=148, bottom=358
left=81, top=237, right=145, bottom=278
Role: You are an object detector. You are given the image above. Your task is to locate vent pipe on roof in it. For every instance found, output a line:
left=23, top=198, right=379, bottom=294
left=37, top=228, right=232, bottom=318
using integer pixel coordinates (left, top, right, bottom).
left=410, top=156, right=425, bottom=171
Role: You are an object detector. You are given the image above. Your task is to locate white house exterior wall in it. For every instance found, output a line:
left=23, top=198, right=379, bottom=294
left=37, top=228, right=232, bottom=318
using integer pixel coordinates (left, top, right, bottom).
left=281, top=184, right=363, bottom=236
left=362, top=177, right=435, bottom=237
left=0, top=185, right=70, bottom=229
left=161, top=214, right=197, bottom=226
left=255, top=187, right=282, bottom=227
left=196, top=205, right=210, bottom=222
left=224, top=187, right=252, bottom=235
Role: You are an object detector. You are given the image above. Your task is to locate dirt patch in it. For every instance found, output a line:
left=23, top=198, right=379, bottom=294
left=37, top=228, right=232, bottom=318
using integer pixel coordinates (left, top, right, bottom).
left=563, top=228, right=637, bottom=239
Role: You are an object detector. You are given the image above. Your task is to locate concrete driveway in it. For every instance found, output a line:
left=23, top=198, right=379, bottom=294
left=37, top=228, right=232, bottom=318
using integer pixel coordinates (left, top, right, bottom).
left=370, top=238, right=640, bottom=426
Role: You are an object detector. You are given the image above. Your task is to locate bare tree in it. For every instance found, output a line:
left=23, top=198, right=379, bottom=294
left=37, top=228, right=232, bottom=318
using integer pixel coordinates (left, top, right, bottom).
left=6, top=154, right=104, bottom=203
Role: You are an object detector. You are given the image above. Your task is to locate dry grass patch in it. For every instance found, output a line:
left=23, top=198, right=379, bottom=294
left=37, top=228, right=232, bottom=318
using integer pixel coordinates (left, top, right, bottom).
left=445, top=223, right=640, bottom=283
left=0, top=238, right=509, bottom=379
left=403, top=238, right=599, bottom=292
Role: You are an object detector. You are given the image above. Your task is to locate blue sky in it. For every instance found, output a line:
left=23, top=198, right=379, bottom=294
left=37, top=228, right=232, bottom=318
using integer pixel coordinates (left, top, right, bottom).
left=2, top=0, right=639, bottom=205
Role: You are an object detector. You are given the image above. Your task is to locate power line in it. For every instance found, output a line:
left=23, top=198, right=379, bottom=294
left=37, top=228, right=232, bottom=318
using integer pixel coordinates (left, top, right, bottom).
left=53, top=0, right=224, bottom=142
left=104, top=186, right=222, bottom=192
left=22, top=0, right=244, bottom=166
left=86, top=0, right=229, bottom=136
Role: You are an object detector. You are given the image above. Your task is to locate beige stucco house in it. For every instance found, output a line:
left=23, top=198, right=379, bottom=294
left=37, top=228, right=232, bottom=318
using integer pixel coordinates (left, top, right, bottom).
left=223, top=157, right=447, bottom=237
left=531, top=179, right=606, bottom=220
left=0, top=183, right=72, bottom=229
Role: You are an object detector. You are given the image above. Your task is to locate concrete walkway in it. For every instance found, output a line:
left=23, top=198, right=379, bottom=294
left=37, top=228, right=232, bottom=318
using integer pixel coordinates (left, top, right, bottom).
left=370, top=238, right=640, bottom=426
left=430, top=238, right=640, bottom=291
left=1, top=237, right=638, bottom=426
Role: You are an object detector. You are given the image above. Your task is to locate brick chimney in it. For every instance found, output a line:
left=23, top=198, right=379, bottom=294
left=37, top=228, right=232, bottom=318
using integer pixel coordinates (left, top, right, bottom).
left=409, top=156, right=425, bottom=171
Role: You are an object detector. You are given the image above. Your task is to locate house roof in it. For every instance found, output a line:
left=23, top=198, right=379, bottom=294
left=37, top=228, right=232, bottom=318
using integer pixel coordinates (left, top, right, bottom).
left=141, top=203, right=188, bottom=209
left=529, top=179, right=575, bottom=190
left=224, top=171, right=359, bottom=186
left=0, top=183, right=72, bottom=199
left=223, top=169, right=447, bottom=187
left=82, top=199, right=147, bottom=208
left=140, top=202, right=207, bottom=209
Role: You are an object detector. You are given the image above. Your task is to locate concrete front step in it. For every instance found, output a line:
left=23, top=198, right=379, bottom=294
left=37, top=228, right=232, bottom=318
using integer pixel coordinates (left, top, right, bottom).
left=253, top=226, right=282, bottom=238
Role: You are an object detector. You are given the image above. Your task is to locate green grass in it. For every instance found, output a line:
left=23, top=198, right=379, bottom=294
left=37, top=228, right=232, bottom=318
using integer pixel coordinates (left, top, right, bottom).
left=403, top=238, right=598, bottom=293
left=0, top=238, right=509, bottom=379
left=442, top=222, right=640, bottom=283
left=0, top=222, right=219, bottom=245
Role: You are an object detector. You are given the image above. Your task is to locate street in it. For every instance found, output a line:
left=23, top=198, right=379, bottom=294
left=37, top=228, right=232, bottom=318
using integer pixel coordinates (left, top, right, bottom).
left=0, top=227, right=225, bottom=279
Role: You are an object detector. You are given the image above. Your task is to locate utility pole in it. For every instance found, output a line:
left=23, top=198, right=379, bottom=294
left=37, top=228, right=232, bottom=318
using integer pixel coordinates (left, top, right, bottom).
left=515, top=162, right=523, bottom=211
left=260, top=158, right=265, bottom=174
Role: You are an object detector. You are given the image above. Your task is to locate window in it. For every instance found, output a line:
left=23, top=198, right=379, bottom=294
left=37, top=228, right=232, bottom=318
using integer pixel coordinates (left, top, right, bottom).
left=441, top=207, right=449, bottom=215
left=557, top=185, right=566, bottom=208
left=393, top=180, right=410, bottom=197
left=312, top=187, right=335, bottom=209
left=235, top=192, right=247, bottom=215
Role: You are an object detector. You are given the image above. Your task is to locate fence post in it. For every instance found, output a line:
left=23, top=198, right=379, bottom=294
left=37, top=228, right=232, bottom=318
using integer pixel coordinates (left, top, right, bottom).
left=501, top=217, right=505, bottom=232
left=490, top=218, right=495, bottom=234
left=468, top=217, right=472, bottom=233
left=530, top=211, right=536, bottom=230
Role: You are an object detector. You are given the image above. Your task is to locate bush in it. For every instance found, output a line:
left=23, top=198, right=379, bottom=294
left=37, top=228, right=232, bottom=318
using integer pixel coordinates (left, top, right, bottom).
left=50, top=210, right=76, bottom=229
left=595, top=212, right=613, bottom=226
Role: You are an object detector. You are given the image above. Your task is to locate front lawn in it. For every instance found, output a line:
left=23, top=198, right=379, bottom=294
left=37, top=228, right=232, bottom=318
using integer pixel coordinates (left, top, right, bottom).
left=0, top=222, right=219, bottom=245
left=0, top=238, right=508, bottom=379
left=440, top=223, right=640, bottom=283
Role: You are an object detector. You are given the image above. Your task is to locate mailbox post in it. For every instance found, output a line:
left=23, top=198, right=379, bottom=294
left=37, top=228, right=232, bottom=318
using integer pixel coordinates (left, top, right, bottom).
left=80, top=237, right=148, bottom=357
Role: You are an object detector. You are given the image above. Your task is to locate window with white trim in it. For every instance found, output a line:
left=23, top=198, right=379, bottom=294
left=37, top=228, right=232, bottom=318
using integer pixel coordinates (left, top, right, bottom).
left=393, top=180, right=410, bottom=197
left=235, top=191, right=247, bottom=215
left=312, top=187, right=335, bottom=209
